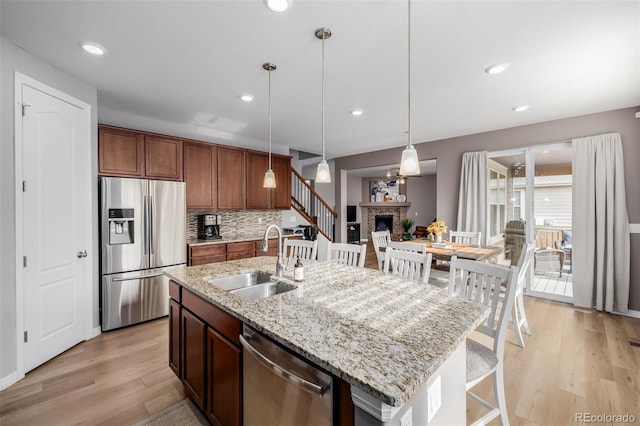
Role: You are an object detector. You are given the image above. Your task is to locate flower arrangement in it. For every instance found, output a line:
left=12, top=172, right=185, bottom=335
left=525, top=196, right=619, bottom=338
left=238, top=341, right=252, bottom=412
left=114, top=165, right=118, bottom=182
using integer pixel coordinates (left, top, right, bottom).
left=427, top=220, right=447, bottom=236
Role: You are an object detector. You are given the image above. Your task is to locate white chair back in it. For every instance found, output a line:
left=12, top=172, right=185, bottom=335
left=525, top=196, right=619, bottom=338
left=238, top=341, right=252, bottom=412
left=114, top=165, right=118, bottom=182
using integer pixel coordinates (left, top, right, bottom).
left=383, top=248, right=432, bottom=284
left=511, top=240, right=536, bottom=348
left=449, top=230, right=482, bottom=245
left=329, top=242, right=367, bottom=268
left=284, top=239, right=318, bottom=262
left=371, top=231, right=391, bottom=270
left=388, top=241, right=426, bottom=253
left=517, top=240, right=536, bottom=289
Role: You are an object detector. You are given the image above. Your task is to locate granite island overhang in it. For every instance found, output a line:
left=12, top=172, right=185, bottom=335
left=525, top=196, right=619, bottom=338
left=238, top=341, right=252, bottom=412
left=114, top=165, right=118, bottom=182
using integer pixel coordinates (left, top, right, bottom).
left=164, top=256, right=490, bottom=425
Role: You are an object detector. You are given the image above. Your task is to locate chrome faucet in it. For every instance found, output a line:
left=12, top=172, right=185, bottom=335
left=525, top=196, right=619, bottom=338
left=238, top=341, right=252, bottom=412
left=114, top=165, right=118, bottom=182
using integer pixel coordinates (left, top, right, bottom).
left=262, top=224, right=285, bottom=278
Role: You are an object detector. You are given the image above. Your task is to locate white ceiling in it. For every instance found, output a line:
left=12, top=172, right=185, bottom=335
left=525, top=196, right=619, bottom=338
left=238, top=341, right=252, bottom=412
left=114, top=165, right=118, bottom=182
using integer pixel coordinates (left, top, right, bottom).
left=2, top=1, right=639, bottom=160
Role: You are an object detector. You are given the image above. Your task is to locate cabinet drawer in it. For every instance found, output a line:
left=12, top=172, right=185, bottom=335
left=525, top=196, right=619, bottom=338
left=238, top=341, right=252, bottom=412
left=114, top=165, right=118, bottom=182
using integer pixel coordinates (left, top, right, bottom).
left=226, top=251, right=254, bottom=261
left=226, top=241, right=255, bottom=253
left=190, top=254, right=226, bottom=266
left=190, top=244, right=226, bottom=257
left=182, top=289, right=241, bottom=346
left=169, top=280, right=181, bottom=302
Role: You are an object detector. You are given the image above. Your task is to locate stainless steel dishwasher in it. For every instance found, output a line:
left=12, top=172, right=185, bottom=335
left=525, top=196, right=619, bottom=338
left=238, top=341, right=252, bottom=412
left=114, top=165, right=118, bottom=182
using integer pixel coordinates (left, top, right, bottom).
left=240, top=325, right=333, bottom=426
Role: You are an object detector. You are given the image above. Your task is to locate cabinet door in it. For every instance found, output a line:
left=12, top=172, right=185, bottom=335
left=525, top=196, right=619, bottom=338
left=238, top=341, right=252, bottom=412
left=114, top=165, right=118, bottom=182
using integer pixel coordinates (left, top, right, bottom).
left=184, top=142, right=217, bottom=210
left=245, top=152, right=270, bottom=210
left=207, top=328, right=241, bottom=426
left=217, top=147, right=246, bottom=209
left=271, top=155, right=292, bottom=210
left=182, top=309, right=206, bottom=410
left=169, top=299, right=181, bottom=378
left=98, top=126, right=144, bottom=177
left=145, top=136, right=183, bottom=180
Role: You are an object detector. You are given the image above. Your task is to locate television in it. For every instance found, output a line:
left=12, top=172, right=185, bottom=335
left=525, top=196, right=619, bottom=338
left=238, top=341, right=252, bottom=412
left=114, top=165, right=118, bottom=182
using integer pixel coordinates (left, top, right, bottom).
left=346, top=205, right=357, bottom=223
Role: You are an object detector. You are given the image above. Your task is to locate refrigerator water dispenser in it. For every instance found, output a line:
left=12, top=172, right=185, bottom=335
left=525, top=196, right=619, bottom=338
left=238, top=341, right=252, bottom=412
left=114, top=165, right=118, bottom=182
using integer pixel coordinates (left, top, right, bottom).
left=108, top=208, right=134, bottom=245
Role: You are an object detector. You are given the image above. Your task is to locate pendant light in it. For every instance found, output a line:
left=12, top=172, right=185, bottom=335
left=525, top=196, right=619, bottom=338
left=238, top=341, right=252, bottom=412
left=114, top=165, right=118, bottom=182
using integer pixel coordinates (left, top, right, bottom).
left=399, top=0, right=421, bottom=176
left=263, top=62, right=277, bottom=188
left=315, top=27, right=332, bottom=184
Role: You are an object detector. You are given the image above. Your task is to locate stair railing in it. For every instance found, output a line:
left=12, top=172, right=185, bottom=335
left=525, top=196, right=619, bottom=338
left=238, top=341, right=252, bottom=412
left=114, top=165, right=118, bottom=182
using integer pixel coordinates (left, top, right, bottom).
left=290, top=167, right=337, bottom=241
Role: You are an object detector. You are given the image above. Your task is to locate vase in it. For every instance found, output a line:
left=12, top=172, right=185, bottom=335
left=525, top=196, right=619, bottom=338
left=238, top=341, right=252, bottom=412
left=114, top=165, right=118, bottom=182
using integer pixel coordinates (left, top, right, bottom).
left=435, top=233, right=442, bottom=243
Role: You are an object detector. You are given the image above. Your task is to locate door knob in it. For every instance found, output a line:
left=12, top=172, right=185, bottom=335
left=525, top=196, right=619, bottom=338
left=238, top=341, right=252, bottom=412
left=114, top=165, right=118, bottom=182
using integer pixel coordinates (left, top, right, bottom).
left=77, top=250, right=87, bottom=258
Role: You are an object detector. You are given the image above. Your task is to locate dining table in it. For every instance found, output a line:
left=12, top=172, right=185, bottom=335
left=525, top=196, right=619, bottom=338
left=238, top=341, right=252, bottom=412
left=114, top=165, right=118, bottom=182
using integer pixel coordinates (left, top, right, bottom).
left=403, top=239, right=505, bottom=263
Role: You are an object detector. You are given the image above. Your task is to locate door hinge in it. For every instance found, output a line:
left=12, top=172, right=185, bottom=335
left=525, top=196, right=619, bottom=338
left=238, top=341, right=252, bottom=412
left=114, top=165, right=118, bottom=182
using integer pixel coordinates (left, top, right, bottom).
left=23, top=256, right=27, bottom=267
left=22, top=180, right=26, bottom=192
left=24, top=331, right=28, bottom=343
left=22, top=103, right=30, bottom=117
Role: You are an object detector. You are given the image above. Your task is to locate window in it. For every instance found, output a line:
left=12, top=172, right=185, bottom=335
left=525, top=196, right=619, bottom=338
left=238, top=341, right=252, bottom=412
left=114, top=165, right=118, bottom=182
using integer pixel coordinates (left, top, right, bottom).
left=488, top=160, right=507, bottom=244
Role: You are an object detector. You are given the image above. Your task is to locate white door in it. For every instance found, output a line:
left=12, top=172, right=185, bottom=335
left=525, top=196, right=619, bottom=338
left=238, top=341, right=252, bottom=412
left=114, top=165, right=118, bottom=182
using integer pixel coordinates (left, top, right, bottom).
left=20, top=82, right=91, bottom=372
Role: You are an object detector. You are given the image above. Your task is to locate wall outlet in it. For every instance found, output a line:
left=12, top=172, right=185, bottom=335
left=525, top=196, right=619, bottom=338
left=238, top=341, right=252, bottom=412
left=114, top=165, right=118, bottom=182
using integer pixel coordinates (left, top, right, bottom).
left=427, top=375, right=442, bottom=423
left=258, top=218, right=262, bottom=224
left=400, top=407, right=412, bottom=426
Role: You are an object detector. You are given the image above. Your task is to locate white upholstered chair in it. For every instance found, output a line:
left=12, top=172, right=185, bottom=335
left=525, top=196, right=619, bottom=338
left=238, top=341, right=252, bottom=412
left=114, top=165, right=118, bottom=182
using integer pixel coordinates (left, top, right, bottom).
left=449, top=230, right=482, bottom=245
left=447, top=256, right=519, bottom=426
left=510, top=240, right=536, bottom=348
left=328, top=242, right=367, bottom=268
left=284, top=239, right=318, bottom=263
left=371, top=230, right=391, bottom=270
left=383, top=248, right=432, bottom=284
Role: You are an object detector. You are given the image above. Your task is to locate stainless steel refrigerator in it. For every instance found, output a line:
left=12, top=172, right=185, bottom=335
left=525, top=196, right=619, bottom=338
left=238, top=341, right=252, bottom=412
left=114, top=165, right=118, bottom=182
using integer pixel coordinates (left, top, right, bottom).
left=100, top=177, right=186, bottom=331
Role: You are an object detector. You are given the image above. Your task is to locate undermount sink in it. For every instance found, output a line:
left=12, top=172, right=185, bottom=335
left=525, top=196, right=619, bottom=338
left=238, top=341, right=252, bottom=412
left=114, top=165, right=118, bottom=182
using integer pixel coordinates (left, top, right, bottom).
left=205, top=271, right=296, bottom=300
left=230, top=282, right=296, bottom=300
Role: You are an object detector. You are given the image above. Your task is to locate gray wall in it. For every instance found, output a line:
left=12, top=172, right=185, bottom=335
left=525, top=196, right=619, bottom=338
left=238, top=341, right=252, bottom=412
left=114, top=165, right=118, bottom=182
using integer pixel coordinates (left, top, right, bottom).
left=346, top=173, right=362, bottom=224
left=335, top=107, right=640, bottom=310
left=1, top=38, right=99, bottom=379
left=406, top=174, right=437, bottom=230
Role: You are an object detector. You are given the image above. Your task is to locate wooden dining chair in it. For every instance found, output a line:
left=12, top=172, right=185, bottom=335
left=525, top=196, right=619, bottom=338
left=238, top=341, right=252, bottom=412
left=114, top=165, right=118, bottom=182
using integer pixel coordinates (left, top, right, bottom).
left=388, top=241, right=426, bottom=253
left=447, top=256, right=519, bottom=426
left=328, top=242, right=367, bottom=268
left=449, top=230, right=482, bottom=245
left=371, top=230, right=391, bottom=270
left=383, top=248, right=432, bottom=284
left=284, top=239, right=318, bottom=263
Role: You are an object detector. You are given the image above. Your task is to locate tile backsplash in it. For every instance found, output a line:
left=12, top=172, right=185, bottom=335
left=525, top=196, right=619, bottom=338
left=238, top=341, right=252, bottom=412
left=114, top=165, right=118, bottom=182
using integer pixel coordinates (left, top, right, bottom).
left=187, top=210, right=282, bottom=240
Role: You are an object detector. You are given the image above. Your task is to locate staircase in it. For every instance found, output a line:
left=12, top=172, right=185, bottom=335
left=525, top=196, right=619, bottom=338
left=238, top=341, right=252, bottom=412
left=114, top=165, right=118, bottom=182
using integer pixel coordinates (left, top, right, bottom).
left=290, top=167, right=337, bottom=241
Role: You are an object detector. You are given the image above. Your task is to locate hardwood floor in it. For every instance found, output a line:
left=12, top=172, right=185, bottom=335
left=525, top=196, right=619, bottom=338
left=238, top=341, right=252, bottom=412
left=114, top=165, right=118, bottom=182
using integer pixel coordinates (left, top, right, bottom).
left=2, top=246, right=638, bottom=425
left=0, top=318, right=185, bottom=426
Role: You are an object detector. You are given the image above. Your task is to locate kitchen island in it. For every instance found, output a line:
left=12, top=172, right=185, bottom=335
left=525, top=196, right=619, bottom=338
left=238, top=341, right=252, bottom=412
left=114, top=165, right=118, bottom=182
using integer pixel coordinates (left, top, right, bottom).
left=165, top=256, right=489, bottom=425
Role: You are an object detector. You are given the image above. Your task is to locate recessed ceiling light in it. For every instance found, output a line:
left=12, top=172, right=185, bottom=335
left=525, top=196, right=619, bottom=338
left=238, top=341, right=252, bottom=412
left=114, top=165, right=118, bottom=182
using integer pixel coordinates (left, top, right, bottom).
left=80, top=41, right=106, bottom=56
left=512, top=105, right=530, bottom=112
left=264, top=0, right=291, bottom=12
left=485, top=63, right=509, bottom=75
left=240, top=94, right=254, bottom=102
left=542, top=150, right=549, bottom=154
left=351, top=109, right=364, bottom=116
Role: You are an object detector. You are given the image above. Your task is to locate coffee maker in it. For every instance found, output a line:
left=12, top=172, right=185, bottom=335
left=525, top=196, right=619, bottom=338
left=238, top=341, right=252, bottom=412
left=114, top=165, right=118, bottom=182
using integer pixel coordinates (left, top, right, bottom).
left=198, top=214, right=221, bottom=240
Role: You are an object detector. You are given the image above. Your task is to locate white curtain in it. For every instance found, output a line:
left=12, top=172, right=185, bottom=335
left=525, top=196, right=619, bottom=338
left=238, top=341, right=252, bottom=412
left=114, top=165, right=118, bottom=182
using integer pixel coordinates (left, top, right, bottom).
left=456, top=151, right=487, bottom=245
left=572, top=132, right=630, bottom=313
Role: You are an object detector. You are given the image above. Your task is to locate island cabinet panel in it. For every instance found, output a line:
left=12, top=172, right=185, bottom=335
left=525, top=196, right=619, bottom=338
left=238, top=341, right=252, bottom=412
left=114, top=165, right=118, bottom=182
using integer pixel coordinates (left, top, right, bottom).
left=184, top=142, right=217, bottom=210
left=188, top=244, right=226, bottom=266
left=217, top=147, right=246, bottom=209
left=271, top=155, right=292, bottom=209
left=245, top=152, right=271, bottom=209
left=144, top=135, right=183, bottom=180
left=182, top=289, right=242, bottom=347
left=225, top=241, right=255, bottom=261
left=181, top=308, right=207, bottom=410
left=98, top=127, right=144, bottom=177
left=206, top=328, right=241, bottom=426
left=168, top=299, right=181, bottom=378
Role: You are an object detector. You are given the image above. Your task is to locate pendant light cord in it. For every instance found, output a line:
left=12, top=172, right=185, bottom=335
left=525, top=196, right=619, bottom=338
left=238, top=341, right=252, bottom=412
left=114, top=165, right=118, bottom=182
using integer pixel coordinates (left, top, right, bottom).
left=321, top=34, right=326, bottom=161
left=407, top=0, right=412, bottom=149
left=268, top=66, right=272, bottom=170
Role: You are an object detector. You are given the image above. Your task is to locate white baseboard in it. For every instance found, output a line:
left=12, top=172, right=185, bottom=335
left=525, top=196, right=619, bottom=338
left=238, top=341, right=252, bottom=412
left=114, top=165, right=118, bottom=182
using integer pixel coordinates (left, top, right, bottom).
left=616, top=309, right=640, bottom=319
left=0, top=371, right=20, bottom=391
left=86, top=326, right=102, bottom=340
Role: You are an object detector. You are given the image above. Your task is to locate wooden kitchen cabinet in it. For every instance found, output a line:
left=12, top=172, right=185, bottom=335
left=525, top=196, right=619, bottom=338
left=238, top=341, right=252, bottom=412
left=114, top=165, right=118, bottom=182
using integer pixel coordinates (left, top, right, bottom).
left=206, top=328, right=241, bottom=426
left=184, top=142, right=217, bottom=210
left=169, top=298, right=181, bottom=378
left=98, top=126, right=144, bottom=177
left=225, top=241, right=255, bottom=261
left=144, top=135, right=183, bottom=180
left=188, top=244, right=226, bottom=266
left=98, top=125, right=182, bottom=180
left=271, top=155, right=292, bottom=209
left=245, top=152, right=270, bottom=209
left=181, top=308, right=207, bottom=410
left=217, top=147, right=246, bottom=210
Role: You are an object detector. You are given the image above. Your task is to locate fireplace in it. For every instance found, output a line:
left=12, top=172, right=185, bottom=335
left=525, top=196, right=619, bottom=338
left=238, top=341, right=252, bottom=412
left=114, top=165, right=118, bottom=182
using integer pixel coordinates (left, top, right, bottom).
left=375, top=215, right=393, bottom=233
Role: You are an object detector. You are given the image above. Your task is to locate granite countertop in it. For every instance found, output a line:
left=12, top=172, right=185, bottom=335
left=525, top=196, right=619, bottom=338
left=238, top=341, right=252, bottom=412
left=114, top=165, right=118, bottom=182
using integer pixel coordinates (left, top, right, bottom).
left=164, top=257, right=489, bottom=407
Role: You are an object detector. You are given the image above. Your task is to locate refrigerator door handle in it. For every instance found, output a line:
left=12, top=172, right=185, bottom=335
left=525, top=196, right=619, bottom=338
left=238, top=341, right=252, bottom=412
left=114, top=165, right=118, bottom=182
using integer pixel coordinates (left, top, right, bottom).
left=142, top=195, right=148, bottom=255
left=111, top=272, right=164, bottom=282
left=149, top=195, right=154, bottom=255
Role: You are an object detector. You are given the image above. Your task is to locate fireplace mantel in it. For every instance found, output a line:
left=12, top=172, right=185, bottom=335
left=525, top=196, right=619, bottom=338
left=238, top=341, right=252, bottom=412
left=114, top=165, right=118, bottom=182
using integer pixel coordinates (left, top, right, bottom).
left=359, top=202, right=411, bottom=208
